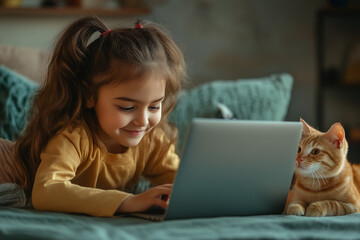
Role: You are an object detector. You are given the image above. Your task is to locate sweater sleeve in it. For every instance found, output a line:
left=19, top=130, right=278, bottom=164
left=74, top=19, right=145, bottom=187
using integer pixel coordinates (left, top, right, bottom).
left=142, top=129, right=180, bottom=186
left=32, top=129, right=132, bottom=217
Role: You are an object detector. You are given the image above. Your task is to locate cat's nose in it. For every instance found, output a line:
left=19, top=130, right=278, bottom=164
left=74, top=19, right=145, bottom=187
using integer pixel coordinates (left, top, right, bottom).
left=296, top=157, right=302, bottom=164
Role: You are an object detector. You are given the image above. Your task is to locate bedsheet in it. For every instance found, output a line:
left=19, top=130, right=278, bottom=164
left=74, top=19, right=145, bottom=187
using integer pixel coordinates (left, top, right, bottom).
left=1, top=207, right=360, bottom=240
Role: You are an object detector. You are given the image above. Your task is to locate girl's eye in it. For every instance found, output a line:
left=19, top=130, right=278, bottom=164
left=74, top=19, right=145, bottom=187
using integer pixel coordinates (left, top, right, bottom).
left=298, top=146, right=301, bottom=153
left=118, top=106, right=134, bottom=111
left=149, top=106, right=160, bottom=111
left=311, top=148, right=320, bottom=155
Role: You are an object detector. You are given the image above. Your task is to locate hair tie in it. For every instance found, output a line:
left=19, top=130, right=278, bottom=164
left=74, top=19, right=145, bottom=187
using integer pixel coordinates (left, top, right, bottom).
left=135, top=23, right=143, bottom=29
left=100, top=29, right=111, bottom=37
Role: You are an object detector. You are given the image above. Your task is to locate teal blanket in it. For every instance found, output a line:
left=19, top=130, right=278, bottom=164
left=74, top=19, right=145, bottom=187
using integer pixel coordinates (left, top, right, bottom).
left=1, top=208, right=360, bottom=240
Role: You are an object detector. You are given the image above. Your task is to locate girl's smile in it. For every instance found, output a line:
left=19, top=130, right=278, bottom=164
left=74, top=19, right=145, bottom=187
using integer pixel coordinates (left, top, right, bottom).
left=122, top=128, right=146, bottom=137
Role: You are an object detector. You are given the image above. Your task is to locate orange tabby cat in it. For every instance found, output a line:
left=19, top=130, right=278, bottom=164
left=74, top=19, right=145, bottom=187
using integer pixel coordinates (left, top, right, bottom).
left=285, top=119, right=360, bottom=217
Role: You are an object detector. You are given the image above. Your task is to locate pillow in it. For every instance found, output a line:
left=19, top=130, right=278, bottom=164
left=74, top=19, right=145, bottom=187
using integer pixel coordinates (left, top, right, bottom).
left=169, top=73, right=294, bottom=151
left=0, top=44, right=48, bottom=83
left=0, top=65, right=39, bottom=141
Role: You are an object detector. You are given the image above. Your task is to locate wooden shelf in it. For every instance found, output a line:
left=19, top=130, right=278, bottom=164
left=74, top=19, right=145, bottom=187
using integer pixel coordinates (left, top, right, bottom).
left=316, top=5, right=360, bottom=131
left=318, top=5, right=360, bottom=16
left=0, top=7, right=150, bottom=17
left=321, top=78, right=360, bottom=88
left=322, top=81, right=352, bottom=87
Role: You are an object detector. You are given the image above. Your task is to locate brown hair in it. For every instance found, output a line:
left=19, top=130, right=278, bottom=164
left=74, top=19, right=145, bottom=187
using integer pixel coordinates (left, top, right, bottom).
left=15, top=16, right=186, bottom=195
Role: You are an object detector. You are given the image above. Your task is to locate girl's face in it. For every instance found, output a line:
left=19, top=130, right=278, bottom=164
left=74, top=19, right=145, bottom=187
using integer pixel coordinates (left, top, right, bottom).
left=91, top=74, right=165, bottom=153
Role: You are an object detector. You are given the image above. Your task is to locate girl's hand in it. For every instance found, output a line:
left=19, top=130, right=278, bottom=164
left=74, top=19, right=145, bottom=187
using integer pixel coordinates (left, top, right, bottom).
left=117, top=184, right=172, bottom=213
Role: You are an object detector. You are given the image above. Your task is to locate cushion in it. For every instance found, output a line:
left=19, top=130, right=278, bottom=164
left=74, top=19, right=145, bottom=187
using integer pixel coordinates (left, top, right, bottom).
left=0, top=44, right=48, bottom=83
left=0, top=65, right=39, bottom=141
left=169, top=73, right=294, bottom=151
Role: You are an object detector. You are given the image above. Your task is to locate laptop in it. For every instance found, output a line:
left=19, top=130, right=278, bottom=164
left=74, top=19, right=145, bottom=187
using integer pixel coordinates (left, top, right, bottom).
left=129, top=118, right=303, bottom=221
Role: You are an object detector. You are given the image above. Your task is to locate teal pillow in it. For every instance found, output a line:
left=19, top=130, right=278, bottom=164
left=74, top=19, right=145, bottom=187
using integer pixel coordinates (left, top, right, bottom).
left=169, top=73, right=294, bottom=151
left=0, top=65, right=39, bottom=141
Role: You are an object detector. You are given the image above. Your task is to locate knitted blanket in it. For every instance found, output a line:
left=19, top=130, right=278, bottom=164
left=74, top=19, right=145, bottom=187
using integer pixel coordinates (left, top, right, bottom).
left=0, top=183, right=26, bottom=207
left=0, top=65, right=38, bottom=141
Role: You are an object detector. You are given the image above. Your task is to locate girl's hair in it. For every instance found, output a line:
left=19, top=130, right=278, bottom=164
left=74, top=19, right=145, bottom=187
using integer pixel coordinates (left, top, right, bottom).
left=15, top=16, right=186, bottom=195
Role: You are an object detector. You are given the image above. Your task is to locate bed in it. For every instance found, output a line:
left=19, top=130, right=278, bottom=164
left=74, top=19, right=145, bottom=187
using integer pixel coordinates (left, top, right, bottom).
left=2, top=207, right=360, bottom=239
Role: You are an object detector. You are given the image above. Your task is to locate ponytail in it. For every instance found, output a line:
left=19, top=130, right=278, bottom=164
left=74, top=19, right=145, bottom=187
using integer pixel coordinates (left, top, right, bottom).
left=15, top=16, right=109, bottom=195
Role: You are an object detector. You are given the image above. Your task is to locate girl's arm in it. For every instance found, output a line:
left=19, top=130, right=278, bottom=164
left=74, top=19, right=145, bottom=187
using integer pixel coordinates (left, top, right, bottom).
left=32, top=129, right=132, bottom=217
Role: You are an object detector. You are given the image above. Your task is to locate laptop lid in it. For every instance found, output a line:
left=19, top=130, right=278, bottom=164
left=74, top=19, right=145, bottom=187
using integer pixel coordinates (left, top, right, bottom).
left=165, top=118, right=302, bottom=220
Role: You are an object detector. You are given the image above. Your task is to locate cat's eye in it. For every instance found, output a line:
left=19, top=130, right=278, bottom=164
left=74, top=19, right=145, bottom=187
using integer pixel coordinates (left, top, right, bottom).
left=311, top=148, right=320, bottom=155
left=298, top=146, right=301, bottom=153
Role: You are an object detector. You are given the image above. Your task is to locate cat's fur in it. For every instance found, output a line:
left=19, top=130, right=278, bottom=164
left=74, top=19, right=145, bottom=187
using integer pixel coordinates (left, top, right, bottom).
left=285, top=119, right=360, bottom=217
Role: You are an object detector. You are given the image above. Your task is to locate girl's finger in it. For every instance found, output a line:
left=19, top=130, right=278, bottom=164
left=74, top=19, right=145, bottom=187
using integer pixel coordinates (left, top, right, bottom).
left=155, top=184, right=173, bottom=190
left=153, top=197, right=169, bottom=209
left=151, top=187, right=171, bottom=197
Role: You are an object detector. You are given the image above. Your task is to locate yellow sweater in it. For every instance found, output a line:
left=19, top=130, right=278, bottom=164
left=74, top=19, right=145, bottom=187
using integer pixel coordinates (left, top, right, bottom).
left=32, top=125, right=179, bottom=217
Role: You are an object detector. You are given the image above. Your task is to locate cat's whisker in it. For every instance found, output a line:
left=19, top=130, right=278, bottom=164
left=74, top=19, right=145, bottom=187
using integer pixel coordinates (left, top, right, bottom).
left=315, top=169, right=328, bottom=185
left=308, top=165, right=325, bottom=189
left=312, top=169, right=321, bottom=189
left=313, top=168, right=327, bottom=189
left=310, top=170, right=317, bottom=189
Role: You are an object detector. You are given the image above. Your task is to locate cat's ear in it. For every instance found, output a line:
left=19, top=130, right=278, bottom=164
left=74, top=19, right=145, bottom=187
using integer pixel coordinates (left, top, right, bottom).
left=325, top=123, right=345, bottom=149
left=300, top=118, right=314, bottom=138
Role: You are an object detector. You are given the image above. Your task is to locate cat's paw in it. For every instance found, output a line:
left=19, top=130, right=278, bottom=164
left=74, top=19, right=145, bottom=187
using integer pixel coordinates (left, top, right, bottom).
left=305, top=203, right=325, bottom=217
left=285, top=203, right=305, bottom=216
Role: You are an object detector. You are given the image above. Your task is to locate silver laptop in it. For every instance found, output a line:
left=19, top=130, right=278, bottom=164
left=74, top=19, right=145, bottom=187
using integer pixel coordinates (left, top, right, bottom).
left=130, top=118, right=303, bottom=221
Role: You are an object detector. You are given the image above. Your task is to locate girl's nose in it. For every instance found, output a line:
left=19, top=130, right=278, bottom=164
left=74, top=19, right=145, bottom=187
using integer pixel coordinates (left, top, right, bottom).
left=133, top=110, right=149, bottom=127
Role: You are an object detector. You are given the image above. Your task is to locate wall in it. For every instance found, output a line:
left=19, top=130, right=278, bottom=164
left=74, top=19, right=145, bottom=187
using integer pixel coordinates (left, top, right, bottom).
left=0, top=15, right=134, bottom=52
left=0, top=0, right=327, bottom=126
left=145, top=0, right=326, bottom=127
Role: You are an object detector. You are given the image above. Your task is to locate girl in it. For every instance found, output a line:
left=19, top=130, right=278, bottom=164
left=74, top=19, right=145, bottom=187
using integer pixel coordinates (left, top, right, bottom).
left=14, top=16, right=186, bottom=217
